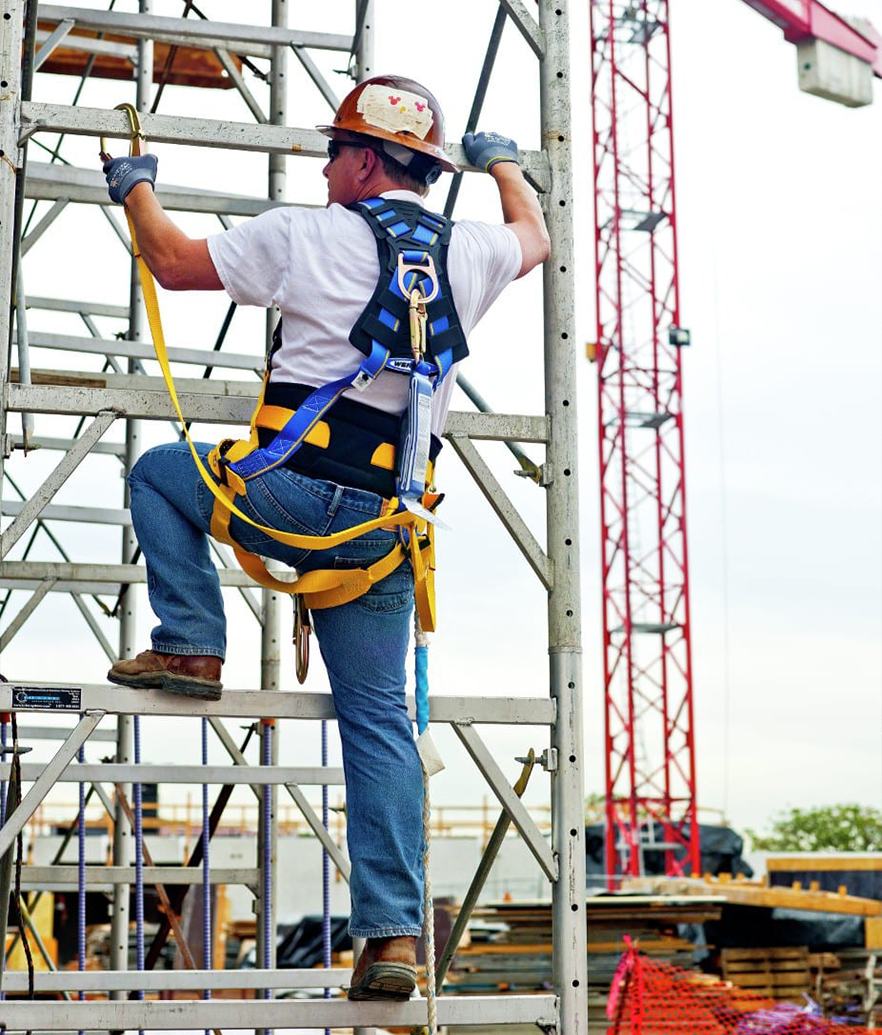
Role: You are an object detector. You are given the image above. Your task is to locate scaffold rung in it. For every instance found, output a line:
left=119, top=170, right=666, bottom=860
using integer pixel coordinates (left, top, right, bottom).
left=20, top=864, right=260, bottom=891
left=1, top=683, right=558, bottom=725
left=8, top=763, right=347, bottom=785
left=0, top=967, right=352, bottom=993
left=0, top=994, right=559, bottom=1030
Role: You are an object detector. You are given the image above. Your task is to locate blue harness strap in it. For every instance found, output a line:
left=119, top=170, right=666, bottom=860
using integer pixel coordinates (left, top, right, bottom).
left=228, top=342, right=388, bottom=481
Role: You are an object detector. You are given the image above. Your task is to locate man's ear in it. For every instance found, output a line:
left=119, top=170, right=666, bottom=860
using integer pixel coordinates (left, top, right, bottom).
left=355, top=147, right=380, bottom=183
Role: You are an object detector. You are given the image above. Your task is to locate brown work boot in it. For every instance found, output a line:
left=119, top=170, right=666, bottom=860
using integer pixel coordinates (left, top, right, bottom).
left=346, top=936, right=417, bottom=1001
left=108, top=650, right=223, bottom=701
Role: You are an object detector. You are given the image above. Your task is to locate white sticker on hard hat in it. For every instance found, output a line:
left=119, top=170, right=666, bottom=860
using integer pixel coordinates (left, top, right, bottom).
left=357, top=84, right=434, bottom=140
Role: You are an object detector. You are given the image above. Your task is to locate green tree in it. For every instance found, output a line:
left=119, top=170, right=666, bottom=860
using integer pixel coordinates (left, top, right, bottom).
left=746, top=803, right=882, bottom=852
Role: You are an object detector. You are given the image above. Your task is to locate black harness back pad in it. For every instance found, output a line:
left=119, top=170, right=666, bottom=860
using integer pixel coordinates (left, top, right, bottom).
left=347, top=198, right=469, bottom=366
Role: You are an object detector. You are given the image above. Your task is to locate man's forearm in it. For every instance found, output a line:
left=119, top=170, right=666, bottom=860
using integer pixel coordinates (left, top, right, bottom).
left=490, top=163, right=550, bottom=277
left=122, top=184, right=221, bottom=291
left=125, top=185, right=182, bottom=277
left=491, top=162, right=544, bottom=229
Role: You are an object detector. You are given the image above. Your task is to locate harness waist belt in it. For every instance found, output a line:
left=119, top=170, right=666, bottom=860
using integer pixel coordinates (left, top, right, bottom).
left=248, top=382, right=441, bottom=497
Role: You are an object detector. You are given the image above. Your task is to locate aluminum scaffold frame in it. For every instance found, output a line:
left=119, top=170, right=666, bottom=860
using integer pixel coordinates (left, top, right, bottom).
left=0, top=2, right=588, bottom=1032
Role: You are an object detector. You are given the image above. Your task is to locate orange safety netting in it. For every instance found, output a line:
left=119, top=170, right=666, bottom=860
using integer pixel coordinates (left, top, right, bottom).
left=606, top=942, right=872, bottom=1035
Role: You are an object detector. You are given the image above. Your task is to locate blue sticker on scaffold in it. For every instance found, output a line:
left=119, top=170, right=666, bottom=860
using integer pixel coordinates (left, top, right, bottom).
left=12, top=687, right=82, bottom=711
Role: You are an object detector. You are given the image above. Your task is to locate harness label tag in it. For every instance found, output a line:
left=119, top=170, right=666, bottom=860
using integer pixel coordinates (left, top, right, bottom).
left=413, top=392, right=432, bottom=479
left=399, top=371, right=433, bottom=498
left=12, top=686, right=83, bottom=711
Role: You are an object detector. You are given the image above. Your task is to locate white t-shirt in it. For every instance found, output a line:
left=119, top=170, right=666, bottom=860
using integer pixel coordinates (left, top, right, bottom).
left=207, top=190, right=521, bottom=437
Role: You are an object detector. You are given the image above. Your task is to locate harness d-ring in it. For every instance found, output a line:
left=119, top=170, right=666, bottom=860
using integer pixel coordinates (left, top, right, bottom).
left=99, top=102, right=147, bottom=162
left=396, top=252, right=439, bottom=305
left=397, top=254, right=439, bottom=363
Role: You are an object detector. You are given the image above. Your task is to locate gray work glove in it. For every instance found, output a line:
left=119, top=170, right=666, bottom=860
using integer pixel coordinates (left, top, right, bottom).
left=103, top=154, right=158, bottom=205
left=461, top=131, right=519, bottom=172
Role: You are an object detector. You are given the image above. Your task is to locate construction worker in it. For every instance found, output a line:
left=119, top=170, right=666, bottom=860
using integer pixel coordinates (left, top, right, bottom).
left=103, top=75, right=549, bottom=999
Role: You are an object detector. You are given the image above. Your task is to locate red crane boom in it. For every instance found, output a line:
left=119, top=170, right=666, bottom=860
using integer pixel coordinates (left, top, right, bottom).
left=742, top=0, right=882, bottom=76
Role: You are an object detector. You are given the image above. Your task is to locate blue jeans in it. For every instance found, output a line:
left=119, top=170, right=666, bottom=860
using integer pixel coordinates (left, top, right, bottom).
left=128, top=441, right=424, bottom=937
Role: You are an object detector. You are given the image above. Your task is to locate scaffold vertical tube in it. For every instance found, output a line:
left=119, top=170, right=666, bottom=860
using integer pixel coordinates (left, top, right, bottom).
left=110, top=0, right=152, bottom=985
left=322, top=719, right=331, bottom=1035
left=255, top=15, right=287, bottom=1024
left=1, top=720, right=6, bottom=828
left=354, top=0, right=374, bottom=83
left=540, top=1, right=589, bottom=1031
left=260, top=722, right=272, bottom=990
left=133, top=717, right=145, bottom=1014
left=202, top=718, right=212, bottom=1035
left=77, top=743, right=85, bottom=1035
left=351, top=6, right=377, bottom=1034
left=0, top=1, right=25, bottom=506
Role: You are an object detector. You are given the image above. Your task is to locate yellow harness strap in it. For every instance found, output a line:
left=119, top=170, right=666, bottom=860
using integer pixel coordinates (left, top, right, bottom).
left=118, top=116, right=437, bottom=626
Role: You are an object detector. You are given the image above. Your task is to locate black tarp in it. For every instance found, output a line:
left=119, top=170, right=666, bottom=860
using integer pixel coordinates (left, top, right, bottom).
left=585, top=823, right=753, bottom=888
left=683, top=904, right=865, bottom=964
left=769, top=867, right=882, bottom=901
left=240, top=915, right=352, bottom=970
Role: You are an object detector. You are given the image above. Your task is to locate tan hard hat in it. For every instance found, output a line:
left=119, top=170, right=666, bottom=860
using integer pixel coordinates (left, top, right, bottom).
left=317, top=75, right=457, bottom=174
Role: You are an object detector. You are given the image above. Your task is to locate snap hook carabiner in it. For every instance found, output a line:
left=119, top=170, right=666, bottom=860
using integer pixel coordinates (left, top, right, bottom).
left=99, top=102, right=147, bottom=163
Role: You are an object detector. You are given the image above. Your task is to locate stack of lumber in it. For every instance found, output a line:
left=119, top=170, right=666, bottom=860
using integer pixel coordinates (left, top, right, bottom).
left=623, top=874, right=882, bottom=918
left=442, top=893, right=723, bottom=1026
left=810, top=949, right=882, bottom=1026
left=720, top=946, right=811, bottom=1002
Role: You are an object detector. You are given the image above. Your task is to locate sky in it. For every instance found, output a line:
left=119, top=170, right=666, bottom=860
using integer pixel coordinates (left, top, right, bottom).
left=2, top=0, right=881, bottom=866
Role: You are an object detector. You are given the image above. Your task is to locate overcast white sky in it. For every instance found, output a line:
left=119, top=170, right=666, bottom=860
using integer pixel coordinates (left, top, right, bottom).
left=2, top=0, right=880, bottom=858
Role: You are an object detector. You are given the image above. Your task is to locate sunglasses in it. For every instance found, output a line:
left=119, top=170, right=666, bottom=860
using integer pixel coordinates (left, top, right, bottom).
left=326, top=139, right=370, bottom=162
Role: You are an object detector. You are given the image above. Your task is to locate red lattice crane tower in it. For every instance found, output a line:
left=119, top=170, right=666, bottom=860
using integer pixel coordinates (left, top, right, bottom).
left=588, top=0, right=880, bottom=887
left=589, top=0, right=697, bottom=885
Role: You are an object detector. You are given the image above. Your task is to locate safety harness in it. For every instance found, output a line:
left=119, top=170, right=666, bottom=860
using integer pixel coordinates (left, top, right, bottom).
left=110, top=102, right=464, bottom=636
left=203, top=195, right=467, bottom=633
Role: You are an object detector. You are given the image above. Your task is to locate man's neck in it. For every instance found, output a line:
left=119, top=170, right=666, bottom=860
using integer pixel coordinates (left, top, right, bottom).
left=352, top=175, right=423, bottom=204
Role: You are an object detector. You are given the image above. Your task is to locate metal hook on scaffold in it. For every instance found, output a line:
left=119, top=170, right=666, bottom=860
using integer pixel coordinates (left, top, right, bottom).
left=99, top=102, right=147, bottom=163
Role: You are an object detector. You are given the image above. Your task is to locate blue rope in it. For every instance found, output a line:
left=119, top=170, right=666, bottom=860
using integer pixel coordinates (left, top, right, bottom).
left=201, top=718, right=211, bottom=1034
left=415, top=644, right=430, bottom=735
left=133, top=716, right=145, bottom=1022
left=322, top=719, right=331, bottom=1035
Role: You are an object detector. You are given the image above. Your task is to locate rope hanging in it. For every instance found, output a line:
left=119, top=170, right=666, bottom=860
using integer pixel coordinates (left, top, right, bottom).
left=201, top=718, right=211, bottom=1035
left=413, top=612, right=444, bottom=1035
left=10, top=716, right=34, bottom=1009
